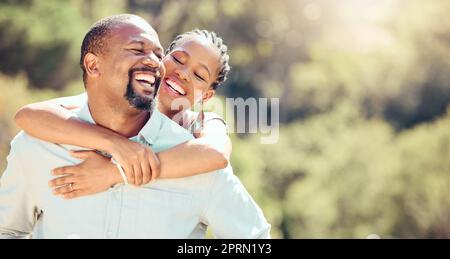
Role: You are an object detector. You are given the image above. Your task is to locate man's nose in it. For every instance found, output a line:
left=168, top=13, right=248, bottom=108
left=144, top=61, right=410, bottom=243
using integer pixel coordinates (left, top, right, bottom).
left=142, top=52, right=161, bottom=69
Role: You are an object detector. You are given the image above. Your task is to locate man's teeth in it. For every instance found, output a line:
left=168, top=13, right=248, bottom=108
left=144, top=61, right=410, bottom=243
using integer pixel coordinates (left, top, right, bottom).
left=166, top=79, right=186, bottom=96
left=135, top=74, right=155, bottom=85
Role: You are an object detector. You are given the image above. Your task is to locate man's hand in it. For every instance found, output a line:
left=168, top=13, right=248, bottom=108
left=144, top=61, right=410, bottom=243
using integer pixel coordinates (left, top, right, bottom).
left=49, top=150, right=122, bottom=199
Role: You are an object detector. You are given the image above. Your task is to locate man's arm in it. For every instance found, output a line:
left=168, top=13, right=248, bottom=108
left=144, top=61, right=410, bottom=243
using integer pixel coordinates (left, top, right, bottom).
left=0, top=133, right=39, bottom=239
left=202, top=169, right=271, bottom=239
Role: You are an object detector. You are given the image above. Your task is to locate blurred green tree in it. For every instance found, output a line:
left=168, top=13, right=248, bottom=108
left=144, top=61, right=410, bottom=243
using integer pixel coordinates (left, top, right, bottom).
left=1, top=0, right=450, bottom=239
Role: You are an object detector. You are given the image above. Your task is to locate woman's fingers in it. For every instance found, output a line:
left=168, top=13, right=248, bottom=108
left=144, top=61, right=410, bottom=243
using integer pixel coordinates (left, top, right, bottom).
left=69, top=150, right=94, bottom=160
left=52, top=165, right=76, bottom=176
left=53, top=185, right=90, bottom=200
left=52, top=182, right=78, bottom=195
left=133, top=164, right=143, bottom=186
left=49, top=175, right=76, bottom=188
left=141, top=155, right=152, bottom=185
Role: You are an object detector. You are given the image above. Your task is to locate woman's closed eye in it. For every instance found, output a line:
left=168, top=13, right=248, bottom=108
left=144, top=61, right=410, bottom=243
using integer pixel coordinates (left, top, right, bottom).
left=194, top=73, right=205, bottom=82
left=172, top=55, right=183, bottom=64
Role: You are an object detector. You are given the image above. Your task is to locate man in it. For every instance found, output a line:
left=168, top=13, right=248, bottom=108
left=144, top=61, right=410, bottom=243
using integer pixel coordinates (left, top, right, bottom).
left=0, top=14, right=270, bottom=239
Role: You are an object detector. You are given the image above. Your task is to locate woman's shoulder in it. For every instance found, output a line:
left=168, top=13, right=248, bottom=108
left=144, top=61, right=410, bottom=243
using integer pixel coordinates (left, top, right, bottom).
left=202, top=111, right=226, bottom=126
left=182, top=110, right=228, bottom=137
left=186, top=111, right=226, bottom=125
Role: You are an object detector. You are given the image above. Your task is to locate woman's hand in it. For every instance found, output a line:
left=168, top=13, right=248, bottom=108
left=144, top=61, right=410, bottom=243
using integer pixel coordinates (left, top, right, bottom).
left=105, top=137, right=161, bottom=186
left=49, top=150, right=122, bottom=199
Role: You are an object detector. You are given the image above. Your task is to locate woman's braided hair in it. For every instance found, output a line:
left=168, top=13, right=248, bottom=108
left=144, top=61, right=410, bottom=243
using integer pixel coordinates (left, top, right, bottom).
left=166, top=29, right=231, bottom=90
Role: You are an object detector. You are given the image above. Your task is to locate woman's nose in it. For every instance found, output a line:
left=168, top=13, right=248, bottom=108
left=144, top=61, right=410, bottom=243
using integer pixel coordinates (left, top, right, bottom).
left=175, top=68, right=190, bottom=82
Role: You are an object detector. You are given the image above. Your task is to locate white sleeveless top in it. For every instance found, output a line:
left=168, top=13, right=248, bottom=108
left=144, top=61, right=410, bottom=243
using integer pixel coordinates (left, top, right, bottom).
left=182, top=110, right=227, bottom=136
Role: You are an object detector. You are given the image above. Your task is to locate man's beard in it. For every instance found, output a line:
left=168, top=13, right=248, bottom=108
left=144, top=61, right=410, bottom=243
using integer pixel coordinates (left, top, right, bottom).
left=124, top=68, right=161, bottom=112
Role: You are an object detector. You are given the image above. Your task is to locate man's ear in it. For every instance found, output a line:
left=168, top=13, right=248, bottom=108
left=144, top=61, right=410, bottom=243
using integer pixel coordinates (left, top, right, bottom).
left=202, top=89, right=215, bottom=103
left=84, top=53, right=100, bottom=78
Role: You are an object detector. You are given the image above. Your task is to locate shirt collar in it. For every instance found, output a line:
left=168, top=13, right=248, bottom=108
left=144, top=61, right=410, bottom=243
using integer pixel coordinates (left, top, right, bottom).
left=75, top=101, right=96, bottom=124
left=75, top=99, right=162, bottom=146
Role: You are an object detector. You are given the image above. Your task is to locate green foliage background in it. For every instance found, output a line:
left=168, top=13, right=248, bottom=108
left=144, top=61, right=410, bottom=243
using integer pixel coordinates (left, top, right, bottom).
left=1, top=0, right=449, bottom=238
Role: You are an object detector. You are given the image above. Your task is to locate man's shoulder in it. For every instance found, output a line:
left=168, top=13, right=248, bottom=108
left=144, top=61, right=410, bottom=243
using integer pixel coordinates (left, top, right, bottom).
left=212, top=165, right=236, bottom=184
left=10, top=131, right=58, bottom=153
left=11, top=131, right=38, bottom=146
left=50, top=93, right=87, bottom=107
left=155, top=112, right=194, bottom=148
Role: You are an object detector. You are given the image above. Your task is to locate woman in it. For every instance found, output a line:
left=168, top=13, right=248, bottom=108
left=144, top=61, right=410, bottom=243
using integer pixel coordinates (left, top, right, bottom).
left=14, top=29, right=232, bottom=199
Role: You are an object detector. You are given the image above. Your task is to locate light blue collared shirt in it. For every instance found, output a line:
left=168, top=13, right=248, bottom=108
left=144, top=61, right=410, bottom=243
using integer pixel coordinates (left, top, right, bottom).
left=0, top=99, right=271, bottom=239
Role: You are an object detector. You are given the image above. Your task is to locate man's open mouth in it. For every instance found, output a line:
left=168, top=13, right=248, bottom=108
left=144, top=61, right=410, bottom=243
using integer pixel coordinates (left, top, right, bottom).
left=165, top=78, right=187, bottom=96
left=134, top=72, right=156, bottom=89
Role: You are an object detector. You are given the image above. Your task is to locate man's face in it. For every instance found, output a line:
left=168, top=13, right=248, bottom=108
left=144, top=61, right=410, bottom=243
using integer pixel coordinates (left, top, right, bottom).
left=96, top=20, right=165, bottom=112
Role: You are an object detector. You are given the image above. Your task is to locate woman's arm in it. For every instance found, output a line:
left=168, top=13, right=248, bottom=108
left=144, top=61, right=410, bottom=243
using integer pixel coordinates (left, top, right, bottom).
left=15, top=100, right=231, bottom=183
left=14, top=99, right=147, bottom=185
left=157, top=117, right=232, bottom=179
left=15, top=99, right=115, bottom=150
left=49, top=118, right=233, bottom=198
left=48, top=116, right=234, bottom=199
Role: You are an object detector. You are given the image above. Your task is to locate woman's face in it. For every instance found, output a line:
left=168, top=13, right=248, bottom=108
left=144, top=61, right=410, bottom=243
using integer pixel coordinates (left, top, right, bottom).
left=158, top=36, right=221, bottom=113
